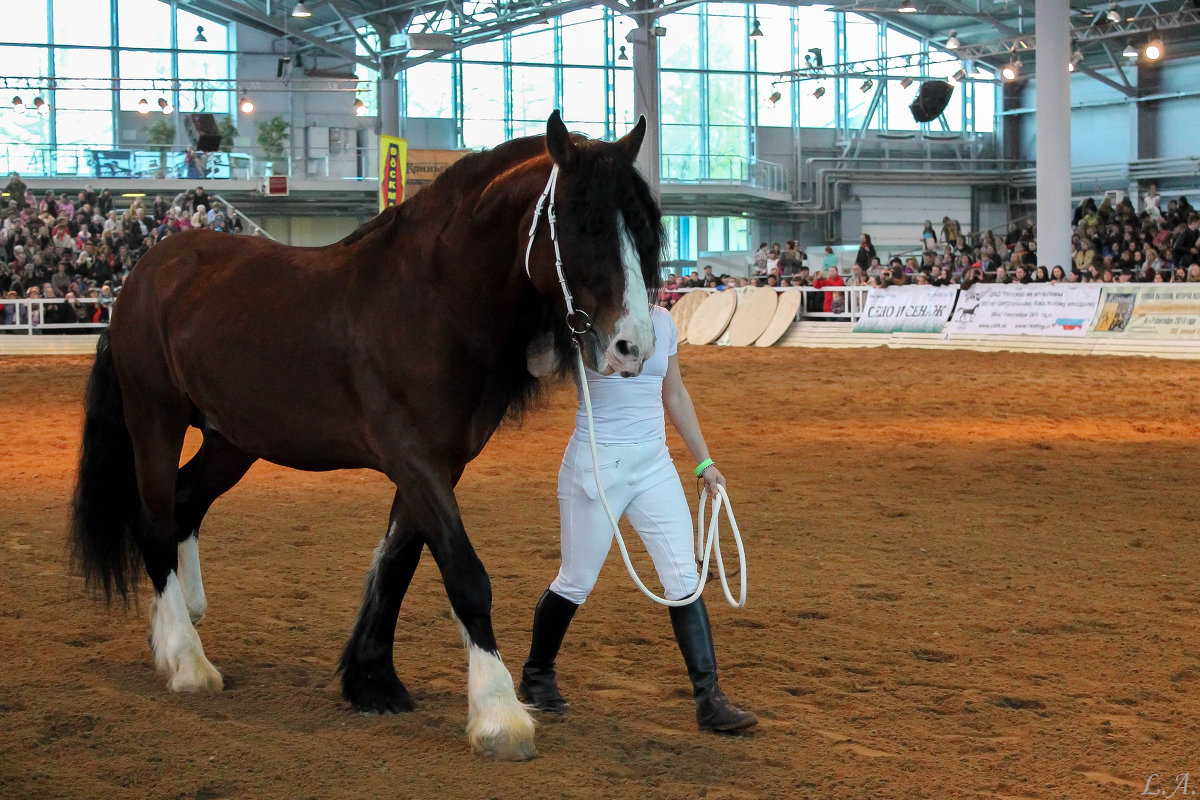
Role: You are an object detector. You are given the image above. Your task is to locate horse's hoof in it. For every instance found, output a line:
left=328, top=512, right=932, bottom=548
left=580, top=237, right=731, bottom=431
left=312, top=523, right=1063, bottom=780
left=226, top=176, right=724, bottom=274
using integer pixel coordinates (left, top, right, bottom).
left=476, top=733, right=539, bottom=761
left=342, top=667, right=415, bottom=714
left=167, top=654, right=224, bottom=693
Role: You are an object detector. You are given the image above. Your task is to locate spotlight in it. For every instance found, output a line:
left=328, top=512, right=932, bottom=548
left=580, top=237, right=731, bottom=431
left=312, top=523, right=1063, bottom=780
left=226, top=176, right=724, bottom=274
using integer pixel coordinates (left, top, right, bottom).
left=1122, top=40, right=1138, bottom=59
left=1106, top=5, right=1121, bottom=23
left=767, top=90, right=782, bottom=106
left=1069, top=51, right=1084, bottom=72
left=11, top=96, right=25, bottom=114
left=239, top=94, right=254, bottom=114
left=158, top=97, right=174, bottom=114
left=138, top=98, right=150, bottom=114
left=1001, top=60, right=1020, bottom=82
left=353, top=98, right=369, bottom=116
left=950, top=68, right=967, bottom=84
left=898, top=0, right=916, bottom=12
left=899, top=76, right=914, bottom=89
left=807, top=47, right=823, bottom=69
left=812, top=85, right=826, bottom=99
left=860, top=79, right=874, bottom=93
left=193, top=25, right=207, bottom=43
left=945, top=30, right=960, bottom=49
left=749, top=18, right=763, bottom=38
left=1145, top=37, right=1163, bottom=61
left=292, top=2, right=312, bottom=17
left=33, top=97, right=48, bottom=115
left=617, top=45, right=629, bottom=62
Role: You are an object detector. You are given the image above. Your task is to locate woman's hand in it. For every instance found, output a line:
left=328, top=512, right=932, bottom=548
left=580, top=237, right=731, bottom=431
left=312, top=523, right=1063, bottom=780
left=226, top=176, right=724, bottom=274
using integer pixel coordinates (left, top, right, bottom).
left=700, top=465, right=726, bottom=499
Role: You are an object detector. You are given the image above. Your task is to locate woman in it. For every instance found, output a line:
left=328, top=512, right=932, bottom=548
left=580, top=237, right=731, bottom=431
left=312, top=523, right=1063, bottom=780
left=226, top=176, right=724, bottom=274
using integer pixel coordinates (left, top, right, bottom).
left=1050, top=265, right=1066, bottom=282
left=921, top=220, right=937, bottom=252
left=1033, top=266, right=1050, bottom=283
left=814, top=264, right=845, bottom=315
left=854, top=233, right=876, bottom=273
left=518, top=304, right=757, bottom=734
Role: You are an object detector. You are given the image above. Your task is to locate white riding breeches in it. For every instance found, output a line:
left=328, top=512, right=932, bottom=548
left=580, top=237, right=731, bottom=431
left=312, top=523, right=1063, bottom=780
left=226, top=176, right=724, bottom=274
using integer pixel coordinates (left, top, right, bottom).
left=549, top=435, right=700, bottom=605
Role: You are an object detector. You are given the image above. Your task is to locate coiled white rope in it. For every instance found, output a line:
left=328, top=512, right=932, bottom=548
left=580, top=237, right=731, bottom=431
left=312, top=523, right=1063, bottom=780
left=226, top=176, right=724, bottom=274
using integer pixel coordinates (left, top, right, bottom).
left=573, top=347, right=747, bottom=608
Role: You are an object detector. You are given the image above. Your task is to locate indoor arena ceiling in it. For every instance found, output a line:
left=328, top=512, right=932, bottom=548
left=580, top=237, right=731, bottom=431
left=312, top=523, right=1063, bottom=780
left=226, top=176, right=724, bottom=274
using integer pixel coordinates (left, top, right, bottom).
left=180, top=0, right=1200, bottom=83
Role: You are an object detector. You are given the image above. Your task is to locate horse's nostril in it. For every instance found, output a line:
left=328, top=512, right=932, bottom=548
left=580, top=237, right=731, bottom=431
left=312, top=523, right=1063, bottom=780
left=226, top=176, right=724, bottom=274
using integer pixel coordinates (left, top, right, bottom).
left=615, top=339, right=640, bottom=358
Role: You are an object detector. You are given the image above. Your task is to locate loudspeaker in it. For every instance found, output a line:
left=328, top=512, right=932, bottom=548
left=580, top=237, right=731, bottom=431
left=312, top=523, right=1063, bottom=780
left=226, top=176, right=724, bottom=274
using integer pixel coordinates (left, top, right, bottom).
left=909, top=81, right=955, bottom=123
left=186, top=113, right=223, bottom=152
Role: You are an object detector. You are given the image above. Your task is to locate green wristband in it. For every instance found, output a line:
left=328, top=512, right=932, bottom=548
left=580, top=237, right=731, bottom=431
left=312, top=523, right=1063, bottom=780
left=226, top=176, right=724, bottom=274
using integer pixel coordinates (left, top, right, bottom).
left=693, top=458, right=715, bottom=477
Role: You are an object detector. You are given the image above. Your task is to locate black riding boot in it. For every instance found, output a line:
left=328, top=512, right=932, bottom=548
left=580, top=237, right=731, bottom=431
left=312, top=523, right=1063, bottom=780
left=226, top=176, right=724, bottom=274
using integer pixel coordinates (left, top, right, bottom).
left=669, top=596, right=758, bottom=733
left=518, top=589, right=578, bottom=714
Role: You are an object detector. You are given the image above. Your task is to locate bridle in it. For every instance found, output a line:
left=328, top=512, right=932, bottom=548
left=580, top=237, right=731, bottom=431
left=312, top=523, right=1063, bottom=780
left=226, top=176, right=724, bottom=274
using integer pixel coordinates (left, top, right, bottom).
left=524, top=164, right=593, bottom=338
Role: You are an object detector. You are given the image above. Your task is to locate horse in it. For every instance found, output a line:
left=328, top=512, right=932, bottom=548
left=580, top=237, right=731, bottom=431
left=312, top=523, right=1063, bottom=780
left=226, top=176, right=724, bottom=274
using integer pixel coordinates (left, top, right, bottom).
left=69, top=111, right=662, bottom=761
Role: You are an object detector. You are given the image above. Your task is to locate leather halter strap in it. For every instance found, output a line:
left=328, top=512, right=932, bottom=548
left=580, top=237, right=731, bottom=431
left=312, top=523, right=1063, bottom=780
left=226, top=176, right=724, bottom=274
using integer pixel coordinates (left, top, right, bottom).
left=524, top=165, right=592, bottom=336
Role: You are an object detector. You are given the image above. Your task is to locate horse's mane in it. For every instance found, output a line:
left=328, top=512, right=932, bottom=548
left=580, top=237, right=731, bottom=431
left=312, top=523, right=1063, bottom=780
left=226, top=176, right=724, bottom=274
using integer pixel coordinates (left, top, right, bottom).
left=339, top=136, right=549, bottom=247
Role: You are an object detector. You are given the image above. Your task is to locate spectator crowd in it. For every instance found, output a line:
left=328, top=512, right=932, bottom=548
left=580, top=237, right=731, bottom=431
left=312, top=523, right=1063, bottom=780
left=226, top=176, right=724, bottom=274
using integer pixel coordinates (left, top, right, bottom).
left=657, top=186, right=1200, bottom=310
left=1, top=171, right=247, bottom=330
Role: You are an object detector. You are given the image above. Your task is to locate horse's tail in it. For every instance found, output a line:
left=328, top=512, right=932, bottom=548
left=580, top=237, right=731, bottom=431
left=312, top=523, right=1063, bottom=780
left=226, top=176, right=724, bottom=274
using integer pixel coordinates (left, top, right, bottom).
left=70, top=329, right=142, bottom=604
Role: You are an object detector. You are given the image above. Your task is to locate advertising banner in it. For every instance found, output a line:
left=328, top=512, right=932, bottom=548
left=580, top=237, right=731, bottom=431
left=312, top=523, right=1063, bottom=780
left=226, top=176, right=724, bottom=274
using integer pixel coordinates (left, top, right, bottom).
left=1092, top=285, right=1200, bottom=338
left=946, top=283, right=1101, bottom=336
left=406, top=149, right=469, bottom=192
left=852, top=285, right=958, bottom=333
left=379, top=135, right=407, bottom=211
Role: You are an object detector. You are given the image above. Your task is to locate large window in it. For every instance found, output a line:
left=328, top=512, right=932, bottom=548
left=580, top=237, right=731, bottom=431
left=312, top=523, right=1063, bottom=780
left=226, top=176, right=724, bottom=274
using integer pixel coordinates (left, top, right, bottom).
left=0, top=0, right=232, bottom=177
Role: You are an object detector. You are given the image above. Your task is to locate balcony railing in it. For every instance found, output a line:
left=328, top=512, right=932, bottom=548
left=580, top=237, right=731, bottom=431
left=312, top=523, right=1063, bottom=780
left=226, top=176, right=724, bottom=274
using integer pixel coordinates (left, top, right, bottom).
left=660, top=153, right=788, bottom=193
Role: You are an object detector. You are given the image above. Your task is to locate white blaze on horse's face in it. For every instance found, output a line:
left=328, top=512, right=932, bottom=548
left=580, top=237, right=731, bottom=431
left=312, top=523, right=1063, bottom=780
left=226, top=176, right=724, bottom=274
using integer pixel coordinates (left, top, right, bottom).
left=603, top=218, right=655, bottom=378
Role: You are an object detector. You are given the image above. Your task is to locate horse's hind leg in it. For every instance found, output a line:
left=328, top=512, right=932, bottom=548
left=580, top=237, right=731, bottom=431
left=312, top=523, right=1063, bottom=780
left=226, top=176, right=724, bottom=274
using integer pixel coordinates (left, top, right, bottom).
left=127, top=400, right=223, bottom=693
left=340, top=489, right=424, bottom=714
left=174, top=431, right=257, bottom=623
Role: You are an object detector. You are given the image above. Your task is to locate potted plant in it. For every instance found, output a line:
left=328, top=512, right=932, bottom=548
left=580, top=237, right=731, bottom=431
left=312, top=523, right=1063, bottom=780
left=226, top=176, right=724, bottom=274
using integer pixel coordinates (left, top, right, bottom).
left=256, top=116, right=290, bottom=175
left=145, top=118, right=176, bottom=178
left=217, top=116, right=238, bottom=153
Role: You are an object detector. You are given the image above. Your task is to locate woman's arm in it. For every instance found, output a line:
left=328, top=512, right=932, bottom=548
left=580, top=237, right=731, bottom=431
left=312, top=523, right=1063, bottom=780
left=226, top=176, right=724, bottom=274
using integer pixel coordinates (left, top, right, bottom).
left=663, top=354, right=726, bottom=497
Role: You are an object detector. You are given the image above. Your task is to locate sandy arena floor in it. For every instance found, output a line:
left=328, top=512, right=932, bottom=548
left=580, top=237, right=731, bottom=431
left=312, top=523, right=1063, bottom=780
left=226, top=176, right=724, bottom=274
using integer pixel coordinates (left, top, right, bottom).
left=2, top=345, right=1200, bottom=799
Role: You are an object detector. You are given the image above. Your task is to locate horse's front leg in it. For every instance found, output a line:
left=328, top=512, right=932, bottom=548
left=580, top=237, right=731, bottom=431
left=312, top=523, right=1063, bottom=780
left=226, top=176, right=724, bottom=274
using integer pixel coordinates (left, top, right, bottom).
left=421, top=492, right=537, bottom=761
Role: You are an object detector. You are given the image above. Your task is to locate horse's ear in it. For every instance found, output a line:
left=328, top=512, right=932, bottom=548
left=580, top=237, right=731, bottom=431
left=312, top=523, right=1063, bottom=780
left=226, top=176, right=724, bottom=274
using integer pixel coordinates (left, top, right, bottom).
left=545, top=110, right=577, bottom=169
left=615, top=116, right=647, bottom=162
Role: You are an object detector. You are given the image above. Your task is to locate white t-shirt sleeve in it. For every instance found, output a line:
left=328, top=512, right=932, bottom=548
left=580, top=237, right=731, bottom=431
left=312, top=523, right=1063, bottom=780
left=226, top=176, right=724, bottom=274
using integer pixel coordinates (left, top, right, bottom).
left=665, top=306, right=679, bottom=358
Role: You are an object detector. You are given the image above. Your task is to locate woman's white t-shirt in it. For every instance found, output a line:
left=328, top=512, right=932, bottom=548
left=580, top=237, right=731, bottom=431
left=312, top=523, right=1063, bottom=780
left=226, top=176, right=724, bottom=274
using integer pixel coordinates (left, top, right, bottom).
left=573, top=305, right=677, bottom=444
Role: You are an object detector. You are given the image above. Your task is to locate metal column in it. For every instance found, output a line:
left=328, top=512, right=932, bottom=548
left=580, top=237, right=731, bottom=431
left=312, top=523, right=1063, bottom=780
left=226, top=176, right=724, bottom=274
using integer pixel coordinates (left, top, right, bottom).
left=627, top=20, right=661, bottom=197
left=1035, top=0, right=1072, bottom=270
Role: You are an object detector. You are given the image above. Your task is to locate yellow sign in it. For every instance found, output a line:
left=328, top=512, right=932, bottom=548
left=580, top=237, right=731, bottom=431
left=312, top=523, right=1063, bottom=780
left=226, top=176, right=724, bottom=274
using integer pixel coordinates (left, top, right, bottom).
left=379, top=135, right=407, bottom=212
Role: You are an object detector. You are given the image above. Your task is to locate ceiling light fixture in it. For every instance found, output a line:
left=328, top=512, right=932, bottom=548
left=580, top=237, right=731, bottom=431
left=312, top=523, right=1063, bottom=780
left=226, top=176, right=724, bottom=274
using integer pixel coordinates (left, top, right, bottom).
left=137, top=97, right=150, bottom=114
left=292, top=2, right=312, bottom=18
left=950, top=68, right=967, bottom=84
left=749, top=18, right=763, bottom=38
left=11, top=96, right=25, bottom=115
left=193, top=25, right=207, bottom=43
left=1106, top=5, right=1121, bottom=23
left=239, top=94, right=254, bottom=114
left=1069, top=51, right=1084, bottom=72
left=617, top=45, right=629, bottom=62
left=158, top=97, right=174, bottom=114
left=812, top=85, right=826, bottom=99
left=33, top=97, right=48, bottom=115
left=860, top=79, right=874, bottom=92
left=806, top=47, right=823, bottom=69
left=1145, top=36, right=1163, bottom=60
left=1001, top=59, right=1021, bottom=81
left=1122, top=40, right=1138, bottom=59
left=945, top=30, right=960, bottom=49
left=898, top=0, right=917, bottom=12
left=767, top=90, right=782, bottom=105
left=353, top=98, right=369, bottom=116
left=900, top=76, right=914, bottom=88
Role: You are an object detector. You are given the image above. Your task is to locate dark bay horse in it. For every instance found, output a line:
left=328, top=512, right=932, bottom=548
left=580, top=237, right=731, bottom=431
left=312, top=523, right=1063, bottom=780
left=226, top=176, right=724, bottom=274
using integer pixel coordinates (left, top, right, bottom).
left=70, top=111, right=661, bottom=760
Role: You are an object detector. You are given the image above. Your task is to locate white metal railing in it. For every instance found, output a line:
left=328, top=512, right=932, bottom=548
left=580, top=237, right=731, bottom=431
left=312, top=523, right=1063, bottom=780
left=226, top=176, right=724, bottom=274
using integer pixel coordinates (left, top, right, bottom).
left=660, top=154, right=788, bottom=193
left=0, top=298, right=112, bottom=335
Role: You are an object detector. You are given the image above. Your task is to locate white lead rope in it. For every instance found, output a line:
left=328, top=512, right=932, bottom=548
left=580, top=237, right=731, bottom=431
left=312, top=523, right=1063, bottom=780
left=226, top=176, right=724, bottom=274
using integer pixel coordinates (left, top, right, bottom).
left=573, top=346, right=747, bottom=608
